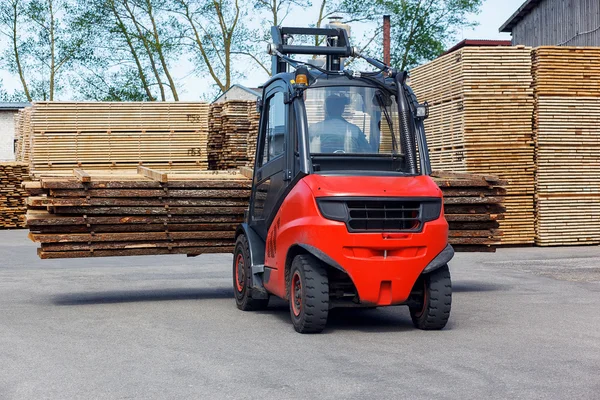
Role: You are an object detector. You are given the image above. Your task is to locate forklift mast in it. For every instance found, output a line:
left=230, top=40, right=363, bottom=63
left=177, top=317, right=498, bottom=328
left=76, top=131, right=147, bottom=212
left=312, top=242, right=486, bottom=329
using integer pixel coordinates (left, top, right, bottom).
left=269, top=26, right=354, bottom=75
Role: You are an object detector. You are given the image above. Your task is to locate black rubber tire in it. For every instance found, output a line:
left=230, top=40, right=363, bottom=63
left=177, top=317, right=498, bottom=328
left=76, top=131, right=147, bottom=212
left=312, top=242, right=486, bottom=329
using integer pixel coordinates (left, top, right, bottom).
left=233, top=234, right=269, bottom=311
left=409, top=264, right=452, bottom=330
left=289, top=254, right=329, bottom=334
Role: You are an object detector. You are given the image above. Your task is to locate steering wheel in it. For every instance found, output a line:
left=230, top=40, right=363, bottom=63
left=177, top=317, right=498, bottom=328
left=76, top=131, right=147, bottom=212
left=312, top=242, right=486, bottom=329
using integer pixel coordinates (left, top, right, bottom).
left=318, top=134, right=363, bottom=153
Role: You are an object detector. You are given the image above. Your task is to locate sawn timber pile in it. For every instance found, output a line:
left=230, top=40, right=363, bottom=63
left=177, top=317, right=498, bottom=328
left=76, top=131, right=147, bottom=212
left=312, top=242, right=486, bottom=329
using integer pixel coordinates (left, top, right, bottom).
left=25, top=169, right=250, bottom=259
left=431, top=171, right=505, bottom=252
left=410, top=46, right=534, bottom=245
left=25, top=168, right=505, bottom=259
left=208, top=101, right=260, bottom=169
left=16, top=102, right=211, bottom=176
left=0, top=162, right=30, bottom=228
left=532, top=47, right=600, bottom=246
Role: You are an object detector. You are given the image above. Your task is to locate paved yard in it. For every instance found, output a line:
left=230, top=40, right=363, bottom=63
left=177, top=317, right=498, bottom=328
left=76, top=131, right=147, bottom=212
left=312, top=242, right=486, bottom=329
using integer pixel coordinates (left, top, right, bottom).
left=1, top=230, right=599, bottom=399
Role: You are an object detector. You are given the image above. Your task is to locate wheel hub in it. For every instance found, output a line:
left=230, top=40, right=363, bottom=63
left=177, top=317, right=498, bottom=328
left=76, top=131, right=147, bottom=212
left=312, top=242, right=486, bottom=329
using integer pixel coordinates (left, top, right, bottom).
left=235, top=254, right=245, bottom=292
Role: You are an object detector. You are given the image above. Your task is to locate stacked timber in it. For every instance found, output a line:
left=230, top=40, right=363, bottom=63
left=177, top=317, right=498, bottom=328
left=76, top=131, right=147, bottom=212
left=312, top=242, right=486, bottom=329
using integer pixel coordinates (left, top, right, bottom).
left=0, top=162, right=30, bottom=228
left=27, top=168, right=505, bottom=258
left=431, top=171, right=505, bottom=252
left=532, top=47, right=600, bottom=245
left=208, top=103, right=224, bottom=169
left=22, top=102, right=210, bottom=176
left=246, top=104, right=260, bottom=166
left=208, top=101, right=260, bottom=169
left=14, top=108, right=33, bottom=163
left=410, top=46, right=535, bottom=245
left=25, top=168, right=250, bottom=258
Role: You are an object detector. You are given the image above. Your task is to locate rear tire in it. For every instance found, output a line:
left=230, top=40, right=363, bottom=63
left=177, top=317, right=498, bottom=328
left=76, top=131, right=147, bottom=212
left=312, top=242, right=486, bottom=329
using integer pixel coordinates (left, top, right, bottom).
left=289, top=254, right=329, bottom=333
left=233, top=234, right=269, bottom=311
left=409, top=264, right=452, bottom=330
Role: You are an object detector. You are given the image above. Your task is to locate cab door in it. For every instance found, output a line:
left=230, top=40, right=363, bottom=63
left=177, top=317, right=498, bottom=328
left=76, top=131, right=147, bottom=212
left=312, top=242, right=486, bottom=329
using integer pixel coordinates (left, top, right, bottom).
left=249, top=83, right=289, bottom=240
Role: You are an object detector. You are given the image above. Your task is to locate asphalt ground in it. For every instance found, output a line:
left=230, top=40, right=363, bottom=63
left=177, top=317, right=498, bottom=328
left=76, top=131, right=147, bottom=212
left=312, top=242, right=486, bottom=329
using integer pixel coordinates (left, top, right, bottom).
left=1, top=230, right=599, bottom=399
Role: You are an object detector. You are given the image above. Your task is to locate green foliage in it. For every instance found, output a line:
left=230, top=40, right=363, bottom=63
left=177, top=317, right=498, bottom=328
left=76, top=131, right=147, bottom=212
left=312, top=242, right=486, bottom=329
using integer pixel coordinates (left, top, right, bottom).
left=0, top=79, right=28, bottom=101
left=1, top=0, right=483, bottom=100
left=342, top=0, right=483, bottom=70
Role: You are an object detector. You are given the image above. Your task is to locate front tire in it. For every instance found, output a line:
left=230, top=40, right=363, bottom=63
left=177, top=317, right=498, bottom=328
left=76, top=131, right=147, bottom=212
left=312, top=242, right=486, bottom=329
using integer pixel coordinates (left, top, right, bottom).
left=233, top=234, right=269, bottom=311
left=409, top=264, right=452, bottom=330
left=289, top=254, right=329, bottom=333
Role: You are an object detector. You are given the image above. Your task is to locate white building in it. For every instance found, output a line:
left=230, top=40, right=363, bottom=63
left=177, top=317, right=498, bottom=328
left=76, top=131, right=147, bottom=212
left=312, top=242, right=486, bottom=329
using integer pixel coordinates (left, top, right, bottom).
left=0, top=102, right=30, bottom=161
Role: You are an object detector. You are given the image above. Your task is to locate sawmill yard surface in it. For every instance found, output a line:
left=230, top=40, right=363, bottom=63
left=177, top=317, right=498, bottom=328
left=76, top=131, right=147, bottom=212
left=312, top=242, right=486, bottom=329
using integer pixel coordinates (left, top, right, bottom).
left=0, top=230, right=599, bottom=399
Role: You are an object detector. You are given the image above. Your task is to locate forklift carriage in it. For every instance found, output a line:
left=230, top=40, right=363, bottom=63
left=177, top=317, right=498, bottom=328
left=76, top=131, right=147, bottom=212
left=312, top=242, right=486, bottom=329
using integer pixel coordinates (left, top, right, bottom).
left=233, top=26, right=453, bottom=333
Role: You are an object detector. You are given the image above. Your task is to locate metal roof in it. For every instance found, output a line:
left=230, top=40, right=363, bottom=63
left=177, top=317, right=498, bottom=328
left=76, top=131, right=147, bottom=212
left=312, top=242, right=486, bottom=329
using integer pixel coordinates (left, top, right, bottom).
left=212, top=84, right=262, bottom=103
left=442, top=39, right=513, bottom=56
left=0, top=102, right=30, bottom=111
left=499, top=0, right=544, bottom=33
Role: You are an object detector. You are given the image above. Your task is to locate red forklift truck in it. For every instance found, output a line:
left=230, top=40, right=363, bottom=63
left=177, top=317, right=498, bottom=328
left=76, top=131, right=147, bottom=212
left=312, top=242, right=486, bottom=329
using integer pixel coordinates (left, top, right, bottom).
left=233, top=26, right=453, bottom=333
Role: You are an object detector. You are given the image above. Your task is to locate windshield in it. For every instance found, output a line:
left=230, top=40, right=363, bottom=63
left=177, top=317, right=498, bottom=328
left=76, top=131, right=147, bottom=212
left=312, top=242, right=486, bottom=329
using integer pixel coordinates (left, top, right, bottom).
left=305, top=86, right=401, bottom=155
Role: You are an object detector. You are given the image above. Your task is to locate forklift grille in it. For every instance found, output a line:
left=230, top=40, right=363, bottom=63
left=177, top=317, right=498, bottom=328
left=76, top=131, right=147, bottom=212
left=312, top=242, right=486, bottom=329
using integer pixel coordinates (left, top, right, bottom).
left=345, top=199, right=422, bottom=232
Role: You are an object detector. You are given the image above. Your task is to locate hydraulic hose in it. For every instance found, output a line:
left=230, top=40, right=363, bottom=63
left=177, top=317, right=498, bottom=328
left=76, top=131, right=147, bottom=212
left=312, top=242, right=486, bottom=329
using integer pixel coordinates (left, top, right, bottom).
left=395, top=72, right=418, bottom=175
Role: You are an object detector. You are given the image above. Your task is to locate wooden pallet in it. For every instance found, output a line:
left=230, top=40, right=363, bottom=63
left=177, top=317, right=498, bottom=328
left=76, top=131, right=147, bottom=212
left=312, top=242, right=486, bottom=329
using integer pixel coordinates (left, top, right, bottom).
left=410, top=46, right=535, bottom=244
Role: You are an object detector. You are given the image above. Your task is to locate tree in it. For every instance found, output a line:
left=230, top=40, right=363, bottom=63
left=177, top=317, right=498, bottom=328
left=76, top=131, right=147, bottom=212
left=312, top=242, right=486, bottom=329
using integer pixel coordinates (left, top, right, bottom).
left=170, top=0, right=247, bottom=93
left=71, top=0, right=182, bottom=101
left=119, top=0, right=181, bottom=100
left=341, top=0, right=482, bottom=70
left=0, top=78, right=28, bottom=101
left=0, top=0, right=32, bottom=101
left=0, top=0, right=87, bottom=101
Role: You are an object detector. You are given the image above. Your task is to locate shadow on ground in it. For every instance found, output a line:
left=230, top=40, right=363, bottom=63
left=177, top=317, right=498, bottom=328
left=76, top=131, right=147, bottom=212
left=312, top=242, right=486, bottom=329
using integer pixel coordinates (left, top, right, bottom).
left=52, top=287, right=233, bottom=305
left=264, top=298, right=420, bottom=333
left=452, top=281, right=509, bottom=292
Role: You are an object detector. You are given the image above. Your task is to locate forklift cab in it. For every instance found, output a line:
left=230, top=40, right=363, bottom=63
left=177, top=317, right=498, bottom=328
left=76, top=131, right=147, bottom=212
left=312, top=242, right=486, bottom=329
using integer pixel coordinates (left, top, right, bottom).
left=234, top=26, right=453, bottom=334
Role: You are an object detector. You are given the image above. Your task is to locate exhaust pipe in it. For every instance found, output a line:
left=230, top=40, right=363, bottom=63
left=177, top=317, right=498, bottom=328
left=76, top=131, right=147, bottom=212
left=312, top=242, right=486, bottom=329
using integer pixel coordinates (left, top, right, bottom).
left=383, top=15, right=391, bottom=65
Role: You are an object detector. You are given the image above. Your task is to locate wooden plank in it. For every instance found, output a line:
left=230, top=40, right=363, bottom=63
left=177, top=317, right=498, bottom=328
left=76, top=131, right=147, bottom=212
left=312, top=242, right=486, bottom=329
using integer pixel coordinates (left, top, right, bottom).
left=29, top=231, right=236, bottom=243
left=137, top=166, right=168, bottom=183
left=72, top=169, right=91, bottom=183
left=38, top=246, right=234, bottom=259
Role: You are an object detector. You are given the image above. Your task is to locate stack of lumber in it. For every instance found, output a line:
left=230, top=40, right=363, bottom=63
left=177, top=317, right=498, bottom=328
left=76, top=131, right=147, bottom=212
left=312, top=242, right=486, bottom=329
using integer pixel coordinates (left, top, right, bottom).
left=410, top=46, right=535, bottom=244
left=14, top=108, right=33, bottom=163
left=20, top=102, right=210, bottom=176
left=208, top=101, right=260, bottom=169
left=25, top=166, right=505, bottom=258
left=208, top=103, right=224, bottom=169
left=25, top=168, right=250, bottom=258
left=431, top=171, right=505, bottom=252
left=0, top=162, right=30, bottom=228
left=532, top=47, right=600, bottom=245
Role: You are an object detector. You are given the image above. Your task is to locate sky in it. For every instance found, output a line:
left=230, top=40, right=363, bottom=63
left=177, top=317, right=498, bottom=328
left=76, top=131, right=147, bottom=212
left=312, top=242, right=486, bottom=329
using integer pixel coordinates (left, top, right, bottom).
left=0, top=0, right=526, bottom=101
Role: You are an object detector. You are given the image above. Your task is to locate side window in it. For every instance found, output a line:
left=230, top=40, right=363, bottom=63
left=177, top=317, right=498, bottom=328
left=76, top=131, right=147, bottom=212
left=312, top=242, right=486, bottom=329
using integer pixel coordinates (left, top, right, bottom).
left=261, top=92, right=286, bottom=166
